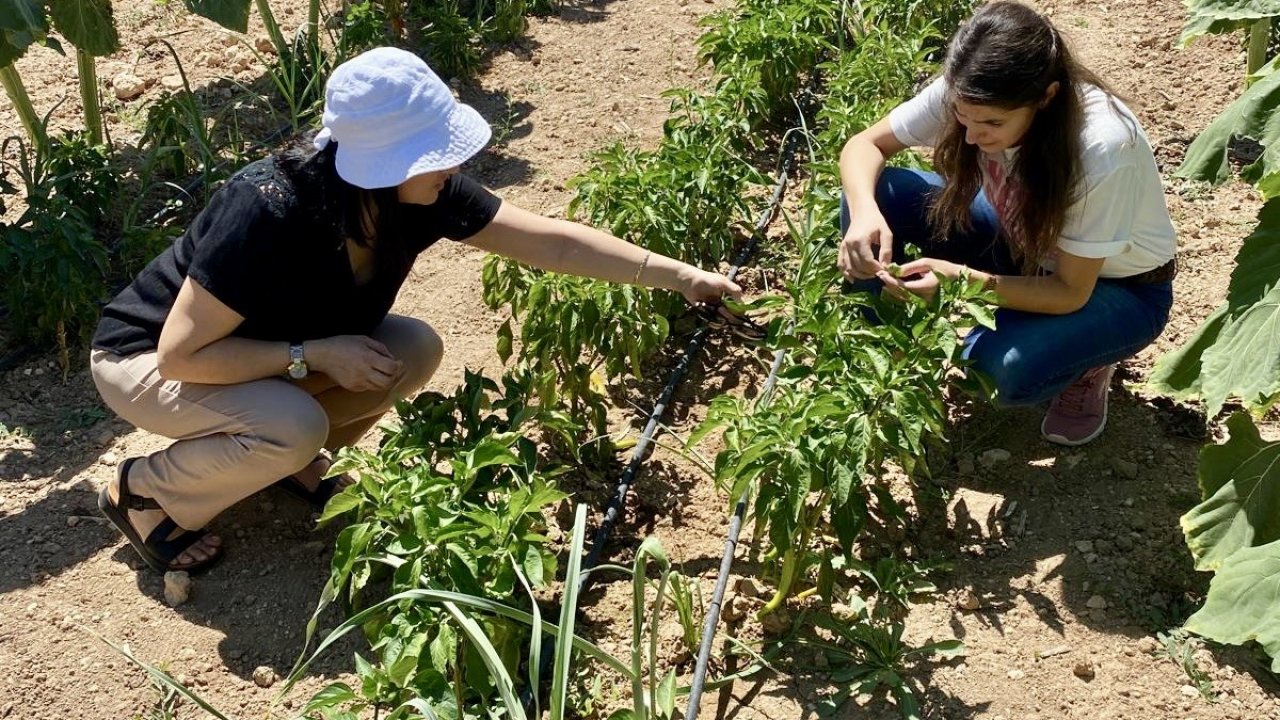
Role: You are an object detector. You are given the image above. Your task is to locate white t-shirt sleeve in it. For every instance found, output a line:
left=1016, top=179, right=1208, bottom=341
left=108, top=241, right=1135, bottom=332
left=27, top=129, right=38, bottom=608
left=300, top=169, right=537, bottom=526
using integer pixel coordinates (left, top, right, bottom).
left=888, top=78, right=948, bottom=148
left=1056, top=163, right=1139, bottom=260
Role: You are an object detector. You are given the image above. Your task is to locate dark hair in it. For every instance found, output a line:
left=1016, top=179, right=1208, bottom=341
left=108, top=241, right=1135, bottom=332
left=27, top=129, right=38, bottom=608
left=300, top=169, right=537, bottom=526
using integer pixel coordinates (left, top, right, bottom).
left=929, top=1, right=1115, bottom=274
left=277, top=135, right=408, bottom=280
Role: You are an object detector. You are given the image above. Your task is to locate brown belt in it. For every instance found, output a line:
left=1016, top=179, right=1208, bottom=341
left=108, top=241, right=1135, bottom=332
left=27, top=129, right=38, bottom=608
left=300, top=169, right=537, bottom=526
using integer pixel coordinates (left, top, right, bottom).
left=1120, top=258, right=1177, bottom=285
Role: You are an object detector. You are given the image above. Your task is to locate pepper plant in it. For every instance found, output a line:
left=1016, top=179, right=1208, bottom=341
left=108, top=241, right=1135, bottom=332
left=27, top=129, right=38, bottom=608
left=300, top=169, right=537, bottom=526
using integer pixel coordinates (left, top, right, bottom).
left=310, top=369, right=580, bottom=711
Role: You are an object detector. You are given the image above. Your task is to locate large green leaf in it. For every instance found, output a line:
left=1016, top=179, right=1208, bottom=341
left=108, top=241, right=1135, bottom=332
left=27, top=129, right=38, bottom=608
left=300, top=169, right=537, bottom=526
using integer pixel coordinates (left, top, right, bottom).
left=1149, top=199, right=1280, bottom=414
left=1185, top=538, right=1280, bottom=671
left=1174, top=58, right=1280, bottom=196
left=48, top=0, right=117, bottom=55
left=0, top=0, right=45, bottom=33
left=184, top=0, right=251, bottom=33
left=1181, top=0, right=1280, bottom=45
left=1181, top=413, right=1280, bottom=570
left=0, top=0, right=46, bottom=65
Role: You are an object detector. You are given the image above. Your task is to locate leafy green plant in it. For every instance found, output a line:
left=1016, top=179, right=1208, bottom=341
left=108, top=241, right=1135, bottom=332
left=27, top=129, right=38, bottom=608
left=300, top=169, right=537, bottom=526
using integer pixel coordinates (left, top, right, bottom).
left=692, top=212, right=994, bottom=616
left=799, top=599, right=964, bottom=720
left=0, top=129, right=115, bottom=369
left=1148, top=0, right=1280, bottom=671
left=1156, top=629, right=1218, bottom=701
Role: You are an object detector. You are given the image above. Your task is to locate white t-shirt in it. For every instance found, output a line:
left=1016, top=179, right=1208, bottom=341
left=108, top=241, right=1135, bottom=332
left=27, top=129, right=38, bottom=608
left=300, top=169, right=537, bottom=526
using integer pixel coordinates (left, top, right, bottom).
left=887, top=79, right=1177, bottom=278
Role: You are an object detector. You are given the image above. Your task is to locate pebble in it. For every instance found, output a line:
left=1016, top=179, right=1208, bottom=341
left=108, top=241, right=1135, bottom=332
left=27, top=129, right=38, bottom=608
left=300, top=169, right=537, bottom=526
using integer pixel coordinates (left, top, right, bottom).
left=256, top=37, right=276, bottom=55
left=1007, top=669, right=1025, bottom=680
left=1180, top=685, right=1200, bottom=698
left=1072, top=660, right=1096, bottom=680
left=100, top=452, right=118, bottom=467
left=736, top=577, right=767, bottom=599
left=1095, top=539, right=1115, bottom=554
left=1111, top=458, right=1139, bottom=479
left=252, top=666, right=277, bottom=688
left=979, top=448, right=1011, bottom=468
left=66, top=516, right=79, bottom=528
left=1136, top=636, right=1158, bottom=654
left=164, top=571, right=192, bottom=607
left=160, top=75, right=184, bottom=91
left=957, top=589, right=982, bottom=611
left=1075, top=540, right=1094, bottom=553
left=1037, top=645, right=1071, bottom=659
left=760, top=609, right=791, bottom=635
left=1115, top=534, right=1135, bottom=552
left=1086, top=595, right=1108, bottom=610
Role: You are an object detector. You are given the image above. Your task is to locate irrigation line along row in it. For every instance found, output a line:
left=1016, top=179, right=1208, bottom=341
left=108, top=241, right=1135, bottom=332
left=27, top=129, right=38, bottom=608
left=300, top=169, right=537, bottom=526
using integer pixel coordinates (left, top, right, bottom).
left=522, top=123, right=804, bottom=715
left=682, top=335, right=790, bottom=718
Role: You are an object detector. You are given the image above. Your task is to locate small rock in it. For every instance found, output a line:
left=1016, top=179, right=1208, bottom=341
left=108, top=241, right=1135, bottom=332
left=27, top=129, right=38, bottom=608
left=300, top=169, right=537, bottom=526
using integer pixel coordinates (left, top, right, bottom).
left=1095, top=539, right=1115, bottom=554
left=112, top=74, right=147, bottom=101
left=256, top=37, right=276, bottom=55
left=760, top=609, right=791, bottom=635
left=1072, top=661, right=1096, bottom=681
left=66, top=516, right=79, bottom=528
left=1037, top=645, right=1071, bottom=659
left=93, top=428, right=114, bottom=445
left=1111, top=458, right=1139, bottom=479
left=1007, top=669, right=1025, bottom=680
left=164, top=571, right=192, bottom=607
left=1122, top=497, right=1135, bottom=508
left=1086, top=595, right=1108, bottom=610
left=736, top=577, right=768, bottom=599
left=1075, top=540, right=1094, bottom=553
left=721, top=594, right=748, bottom=622
left=957, top=589, right=982, bottom=611
left=100, top=452, right=119, bottom=467
left=1115, top=534, right=1135, bottom=552
left=979, top=448, right=1011, bottom=468
left=1180, top=685, right=1200, bottom=698
left=1136, top=636, right=1158, bottom=654
left=252, top=666, right=276, bottom=688
left=160, top=75, right=184, bottom=91
left=179, top=646, right=196, bottom=660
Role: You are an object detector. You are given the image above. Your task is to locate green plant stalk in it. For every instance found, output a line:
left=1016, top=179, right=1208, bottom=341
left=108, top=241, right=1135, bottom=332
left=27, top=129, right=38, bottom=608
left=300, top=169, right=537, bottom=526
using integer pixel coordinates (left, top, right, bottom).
left=1248, top=19, right=1271, bottom=78
left=308, top=0, right=321, bottom=43
left=0, top=65, right=44, bottom=149
left=631, top=551, right=650, bottom=719
left=758, top=492, right=829, bottom=617
left=75, top=49, right=103, bottom=145
left=255, top=0, right=290, bottom=58
left=648, top=571, right=671, bottom=718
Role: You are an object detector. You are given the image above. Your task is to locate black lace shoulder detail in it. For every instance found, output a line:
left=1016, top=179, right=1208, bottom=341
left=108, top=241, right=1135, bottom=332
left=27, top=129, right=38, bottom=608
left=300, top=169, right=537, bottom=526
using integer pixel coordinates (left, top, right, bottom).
left=226, top=157, right=297, bottom=219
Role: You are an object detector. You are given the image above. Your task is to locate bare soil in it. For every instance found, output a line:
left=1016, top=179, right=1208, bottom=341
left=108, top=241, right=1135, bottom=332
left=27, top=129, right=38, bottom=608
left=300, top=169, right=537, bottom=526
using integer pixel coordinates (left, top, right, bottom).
left=1, top=0, right=1277, bottom=718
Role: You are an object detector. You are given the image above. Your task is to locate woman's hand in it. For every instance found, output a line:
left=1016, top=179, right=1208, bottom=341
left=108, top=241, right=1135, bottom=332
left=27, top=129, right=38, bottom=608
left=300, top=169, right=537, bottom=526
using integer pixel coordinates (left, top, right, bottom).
left=838, top=209, right=894, bottom=281
left=678, top=266, right=743, bottom=304
left=306, top=335, right=404, bottom=392
left=877, top=257, right=964, bottom=302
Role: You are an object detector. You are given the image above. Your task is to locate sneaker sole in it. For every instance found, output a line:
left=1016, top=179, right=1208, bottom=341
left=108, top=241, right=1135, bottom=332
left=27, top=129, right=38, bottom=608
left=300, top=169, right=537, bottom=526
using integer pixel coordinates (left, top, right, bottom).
left=1041, top=413, right=1107, bottom=447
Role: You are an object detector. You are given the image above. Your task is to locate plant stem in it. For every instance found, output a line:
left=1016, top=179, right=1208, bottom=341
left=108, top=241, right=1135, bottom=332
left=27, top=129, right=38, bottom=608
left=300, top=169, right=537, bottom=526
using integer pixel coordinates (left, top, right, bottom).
left=308, top=0, right=321, bottom=44
left=1248, top=19, right=1271, bottom=78
left=0, top=65, right=44, bottom=149
left=255, top=0, right=290, bottom=58
left=76, top=49, right=103, bottom=146
left=758, top=493, right=827, bottom=617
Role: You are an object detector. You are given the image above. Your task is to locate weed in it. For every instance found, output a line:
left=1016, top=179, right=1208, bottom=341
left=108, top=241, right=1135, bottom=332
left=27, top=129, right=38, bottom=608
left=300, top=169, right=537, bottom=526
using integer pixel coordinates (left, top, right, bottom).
left=1157, top=629, right=1218, bottom=702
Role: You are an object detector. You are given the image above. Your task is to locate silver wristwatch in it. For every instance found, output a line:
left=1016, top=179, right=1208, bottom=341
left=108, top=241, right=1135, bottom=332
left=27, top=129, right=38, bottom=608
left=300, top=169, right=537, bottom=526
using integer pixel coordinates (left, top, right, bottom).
left=287, top=343, right=308, bottom=380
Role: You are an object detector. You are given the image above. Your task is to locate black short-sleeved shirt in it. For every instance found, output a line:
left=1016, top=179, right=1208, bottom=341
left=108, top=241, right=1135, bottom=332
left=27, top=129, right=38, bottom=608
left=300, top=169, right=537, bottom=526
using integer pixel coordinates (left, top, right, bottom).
left=92, top=157, right=502, bottom=356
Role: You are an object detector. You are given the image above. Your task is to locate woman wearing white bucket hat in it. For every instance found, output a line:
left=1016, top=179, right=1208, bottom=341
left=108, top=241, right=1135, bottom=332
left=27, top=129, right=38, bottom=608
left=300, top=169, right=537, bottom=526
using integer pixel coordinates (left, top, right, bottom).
left=87, top=47, right=741, bottom=574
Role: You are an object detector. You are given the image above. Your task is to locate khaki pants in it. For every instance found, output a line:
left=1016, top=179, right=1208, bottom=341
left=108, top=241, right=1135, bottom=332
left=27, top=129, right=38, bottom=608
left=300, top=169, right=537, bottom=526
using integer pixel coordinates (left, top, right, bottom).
left=90, top=315, right=442, bottom=530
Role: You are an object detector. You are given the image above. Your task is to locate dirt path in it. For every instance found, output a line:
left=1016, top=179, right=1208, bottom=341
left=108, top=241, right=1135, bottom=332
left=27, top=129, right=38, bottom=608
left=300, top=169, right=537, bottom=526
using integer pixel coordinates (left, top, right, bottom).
left=1, top=0, right=1277, bottom=718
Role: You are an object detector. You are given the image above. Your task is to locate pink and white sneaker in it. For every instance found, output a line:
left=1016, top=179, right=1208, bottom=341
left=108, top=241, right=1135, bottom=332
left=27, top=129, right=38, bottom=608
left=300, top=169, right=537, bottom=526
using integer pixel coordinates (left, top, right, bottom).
left=1041, top=364, right=1116, bottom=446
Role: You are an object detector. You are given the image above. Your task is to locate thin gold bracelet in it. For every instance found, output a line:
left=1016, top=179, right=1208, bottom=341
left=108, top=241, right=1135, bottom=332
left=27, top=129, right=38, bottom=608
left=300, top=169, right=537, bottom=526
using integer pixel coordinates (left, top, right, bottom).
left=632, top=250, right=652, bottom=284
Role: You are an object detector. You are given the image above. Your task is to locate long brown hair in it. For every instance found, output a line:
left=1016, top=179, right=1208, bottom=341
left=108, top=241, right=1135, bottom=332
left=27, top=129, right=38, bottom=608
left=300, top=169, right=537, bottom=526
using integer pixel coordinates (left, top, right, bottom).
left=929, top=1, right=1114, bottom=274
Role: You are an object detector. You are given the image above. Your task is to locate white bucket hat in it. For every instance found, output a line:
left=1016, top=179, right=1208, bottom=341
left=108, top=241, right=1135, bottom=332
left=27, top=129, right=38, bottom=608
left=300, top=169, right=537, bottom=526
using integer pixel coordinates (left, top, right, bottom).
left=313, top=47, right=492, bottom=189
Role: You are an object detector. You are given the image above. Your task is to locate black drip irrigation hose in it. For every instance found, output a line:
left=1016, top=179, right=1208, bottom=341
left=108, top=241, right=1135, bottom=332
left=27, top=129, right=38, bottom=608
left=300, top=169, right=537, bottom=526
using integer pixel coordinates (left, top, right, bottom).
left=521, top=125, right=804, bottom=716
left=683, top=342, right=787, bottom=720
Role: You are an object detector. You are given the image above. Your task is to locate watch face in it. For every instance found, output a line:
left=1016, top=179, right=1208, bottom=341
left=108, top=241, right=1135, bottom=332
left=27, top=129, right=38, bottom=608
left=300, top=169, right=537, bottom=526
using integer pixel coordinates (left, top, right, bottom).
left=288, top=362, right=308, bottom=380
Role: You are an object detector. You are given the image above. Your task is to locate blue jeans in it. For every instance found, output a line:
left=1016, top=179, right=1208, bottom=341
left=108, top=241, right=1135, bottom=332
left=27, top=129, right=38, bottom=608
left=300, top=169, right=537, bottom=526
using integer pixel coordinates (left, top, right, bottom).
left=841, top=167, right=1174, bottom=406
